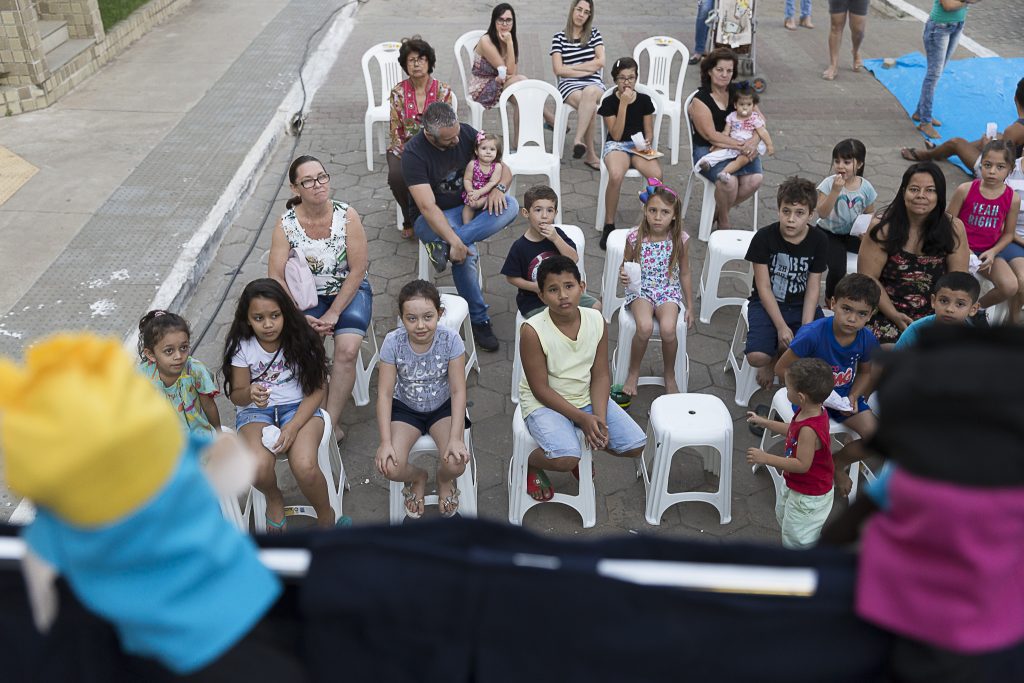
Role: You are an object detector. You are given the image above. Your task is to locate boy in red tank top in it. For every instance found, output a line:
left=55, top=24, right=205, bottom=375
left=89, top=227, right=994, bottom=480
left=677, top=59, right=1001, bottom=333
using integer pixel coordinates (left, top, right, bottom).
left=746, top=358, right=835, bottom=548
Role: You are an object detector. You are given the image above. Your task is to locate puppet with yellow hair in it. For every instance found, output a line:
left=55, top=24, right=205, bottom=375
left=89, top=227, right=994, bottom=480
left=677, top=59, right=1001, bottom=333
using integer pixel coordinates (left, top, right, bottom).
left=0, top=334, right=305, bottom=681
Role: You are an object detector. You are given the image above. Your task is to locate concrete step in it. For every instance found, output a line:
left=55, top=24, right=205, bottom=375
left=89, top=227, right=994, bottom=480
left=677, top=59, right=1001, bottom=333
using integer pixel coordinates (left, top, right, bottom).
left=44, top=38, right=93, bottom=73
left=37, top=19, right=69, bottom=54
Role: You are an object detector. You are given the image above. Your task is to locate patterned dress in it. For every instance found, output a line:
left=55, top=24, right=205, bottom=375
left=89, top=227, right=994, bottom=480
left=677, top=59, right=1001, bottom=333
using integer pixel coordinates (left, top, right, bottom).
left=140, top=357, right=219, bottom=436
left=867, top=249, right=948, bottom=344
left=624, top=228, right=686, bottom=308
left=281, top=200, right=351, bottom=297
left=468, top=55, right=502, bottom=109
left=461, top=159, right=498, bottom=205
left=387, top=78, right=454, bottom=155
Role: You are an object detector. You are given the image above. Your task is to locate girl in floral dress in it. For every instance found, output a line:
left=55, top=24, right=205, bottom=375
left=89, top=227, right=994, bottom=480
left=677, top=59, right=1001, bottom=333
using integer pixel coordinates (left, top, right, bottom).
left=617, top=181, right=694, bottom=396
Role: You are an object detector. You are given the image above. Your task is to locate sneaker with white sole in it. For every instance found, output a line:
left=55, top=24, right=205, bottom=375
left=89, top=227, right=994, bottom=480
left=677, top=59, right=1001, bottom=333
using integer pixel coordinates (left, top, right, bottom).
left=472, top=321, right=499, bottom=352
left=425, top=241, right=450, bottom=273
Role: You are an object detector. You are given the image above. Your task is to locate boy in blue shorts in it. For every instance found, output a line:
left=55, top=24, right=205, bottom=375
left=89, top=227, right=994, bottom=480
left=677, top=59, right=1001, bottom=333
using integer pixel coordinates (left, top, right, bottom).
left=895, top=272, right=980, bottom=348
left=501, top=184, right=601, bottom=318
left=776, top=273, right=881, bottom=496
left=518, top=255, right=646, bottom=501
left=744, top=177, right=829, bottom=389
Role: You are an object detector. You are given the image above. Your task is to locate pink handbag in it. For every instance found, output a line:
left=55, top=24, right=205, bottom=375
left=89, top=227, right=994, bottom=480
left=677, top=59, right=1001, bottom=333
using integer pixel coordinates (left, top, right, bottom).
left=284, top=247, right=318, bottom=311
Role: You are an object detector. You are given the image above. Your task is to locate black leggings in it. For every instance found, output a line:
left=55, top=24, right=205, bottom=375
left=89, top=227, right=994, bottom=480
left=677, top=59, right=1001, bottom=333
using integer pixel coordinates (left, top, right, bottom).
left=824, top=231, right=862, bottom=300
left=387, top=153, right=412, bottom=229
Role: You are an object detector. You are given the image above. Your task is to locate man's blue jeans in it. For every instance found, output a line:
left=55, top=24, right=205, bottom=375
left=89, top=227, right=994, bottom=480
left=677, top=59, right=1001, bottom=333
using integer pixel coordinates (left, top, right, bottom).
left=413, top=196, right=518, bottom=324
left=914, top=19, right=964, bottom=122
left=694, top=0, right=714, bottom=55
left=784, top=0, right=812, bottom=19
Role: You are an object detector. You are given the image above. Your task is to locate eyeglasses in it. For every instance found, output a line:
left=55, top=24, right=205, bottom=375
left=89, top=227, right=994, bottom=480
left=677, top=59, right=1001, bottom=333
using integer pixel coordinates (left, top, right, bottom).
left=615, top=75, right=637, bottom=83
left=496, top=16, right=514, bottom=24
left=299, top=173, right=330, bottom=189
left=407, top=54, right=428, bottom=63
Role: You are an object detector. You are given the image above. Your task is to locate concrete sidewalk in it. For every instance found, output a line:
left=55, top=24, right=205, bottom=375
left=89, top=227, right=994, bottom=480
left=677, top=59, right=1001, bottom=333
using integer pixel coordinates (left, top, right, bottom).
left=0, top=0, right=1014, bottom=531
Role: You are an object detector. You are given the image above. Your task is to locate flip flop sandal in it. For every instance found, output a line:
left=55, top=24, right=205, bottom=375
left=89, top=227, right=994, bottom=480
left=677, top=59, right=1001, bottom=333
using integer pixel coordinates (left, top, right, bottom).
left=265, top=514, right=287, bottom=534
left=526, top=469, right=554, bottom=501
left=584, top=160, right=601, bottom=171
left=573, top=143, right=586, bottom=159
left=748, top=404, right=770, bottom=438
left=401, top=484, right=424, bottom=519
left=688, top=53, right=702, bottom=65
left=923, top=139, right=937, bottom=150
left=439, top=486, right=461, bottom=518
left=900, top=147, right=921, bottom=162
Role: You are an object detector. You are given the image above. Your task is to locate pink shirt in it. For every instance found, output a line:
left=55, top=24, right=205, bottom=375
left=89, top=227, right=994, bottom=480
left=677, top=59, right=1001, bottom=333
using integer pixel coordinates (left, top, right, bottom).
left=958, top=180, right=1015, bottom=252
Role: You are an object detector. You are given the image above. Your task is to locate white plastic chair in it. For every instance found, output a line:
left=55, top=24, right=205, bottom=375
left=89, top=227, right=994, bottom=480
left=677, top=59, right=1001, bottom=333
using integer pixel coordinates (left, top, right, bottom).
left=508, top=405, right=596, bottom=528
left=250, top=409, right=348, bottom=532
left=682, top=89, right=760, bottom=241
left=698, top=229, right=754, bottom=323
left=362, top=41, right=405, bottom=172
left=724, top=300, right=761, bottom=407
left=643, top=393, right=733, bottom=525
left=633, top=36, right=689, bottom=166
left=511, top=225, right=587, bottom=402
left=350, top=323, right=381, bottom=407
left=454, top=30, right=486, bottom=130
left=599, top=227, right=629, bottom=322
left=499, top=79, right=566, bottom=223
left=594, top=83, right=665, bottom=232
left=611, top=301, right=689, bottom=393
left=388, top=425, right=478, bottom=523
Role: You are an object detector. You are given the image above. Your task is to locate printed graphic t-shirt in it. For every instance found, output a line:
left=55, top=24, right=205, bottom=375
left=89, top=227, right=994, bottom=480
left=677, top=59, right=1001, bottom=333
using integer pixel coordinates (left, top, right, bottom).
left=230, top=337, right=304, bottom=407
left=789, top=316, right=879, bottom=398
left=401, top=123, right=479, bottom=221
left=745, top=222, right=828, bottom=304
left=501, top=228, right=577, bottom=315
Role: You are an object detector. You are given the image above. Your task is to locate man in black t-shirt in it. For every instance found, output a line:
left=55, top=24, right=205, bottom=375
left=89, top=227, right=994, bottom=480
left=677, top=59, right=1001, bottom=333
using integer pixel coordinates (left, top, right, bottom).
left=402, top=102, right=518, bottom=351
left=743, top=177, right=827, bottom=389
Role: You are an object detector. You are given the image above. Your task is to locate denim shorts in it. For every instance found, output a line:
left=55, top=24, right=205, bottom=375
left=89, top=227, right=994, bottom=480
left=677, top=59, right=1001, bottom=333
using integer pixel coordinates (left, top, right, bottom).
left=826, top=396, right=873, bottom=425
left=998, top=242, right=1024, bottom=262
left=525, top=398, right=647, bottom=459
left=692, top=144, right=763, bottom=182
left=235, top=401, right=304, bottom=430
left=603, top=140, right=640, bottom=157
left=302, top=278, right=373, bottom=336
left=745, top=299, right=822, bottom=357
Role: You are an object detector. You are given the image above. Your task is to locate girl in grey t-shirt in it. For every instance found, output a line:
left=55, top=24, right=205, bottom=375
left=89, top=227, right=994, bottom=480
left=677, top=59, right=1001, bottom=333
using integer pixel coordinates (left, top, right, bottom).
left=375, top=280, right=472, bottom=519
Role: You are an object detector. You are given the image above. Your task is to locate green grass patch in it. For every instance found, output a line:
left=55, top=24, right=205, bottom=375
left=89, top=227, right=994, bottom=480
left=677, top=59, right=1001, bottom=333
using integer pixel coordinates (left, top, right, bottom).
left=97, top=0, right=152, bottom=31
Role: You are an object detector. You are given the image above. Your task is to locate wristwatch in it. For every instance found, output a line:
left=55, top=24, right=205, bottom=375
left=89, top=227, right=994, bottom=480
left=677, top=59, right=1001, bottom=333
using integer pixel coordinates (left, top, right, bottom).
left=496, top=183, right=507, bottom=193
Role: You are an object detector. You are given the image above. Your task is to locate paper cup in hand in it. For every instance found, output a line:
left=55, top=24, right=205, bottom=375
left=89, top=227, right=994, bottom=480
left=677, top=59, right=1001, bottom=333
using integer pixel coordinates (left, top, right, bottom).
left=497, top=65, right=507, bottom=79
left=630, top=132, right=647, bottom=150
left=986, top=122, right=997, bottom=139
left=261, top=425, right=282, bottom=453
left=623, top=262, right=642, bottom=296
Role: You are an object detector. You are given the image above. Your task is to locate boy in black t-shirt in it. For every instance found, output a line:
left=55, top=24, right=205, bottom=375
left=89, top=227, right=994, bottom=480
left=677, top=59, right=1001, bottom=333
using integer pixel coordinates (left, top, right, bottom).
left=744, top=177, right=828, bottom=389
left=501, top=185, right=601, bottom=318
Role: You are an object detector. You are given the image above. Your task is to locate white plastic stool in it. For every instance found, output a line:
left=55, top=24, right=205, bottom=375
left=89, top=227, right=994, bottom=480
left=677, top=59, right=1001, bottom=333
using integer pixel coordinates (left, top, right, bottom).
left=511, top=310, right=527, bottom=403
left=508, top=405, right=596, bottom=528
left=725, top=300, right=760, bottom=407
left=699, top=229, right=754, bottom=324
left=250, top=409, right=348, bottom=532
left=643, top=393, right=733, bottom=525
left=751, top=387, right=864, bottom=504
left=387, top=427, right=478, bottom=524
left=611, top=303, right=689, bottom=392
left=599, top=228, right=629, bottom=322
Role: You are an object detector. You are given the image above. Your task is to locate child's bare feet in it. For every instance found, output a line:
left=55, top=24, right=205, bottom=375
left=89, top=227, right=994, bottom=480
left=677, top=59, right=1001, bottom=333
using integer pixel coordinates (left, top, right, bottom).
left=265, top=497, right=287, bottom=534
left=799, top=16, right=814, bottom=28
left=756, top=365, right=775, bottom=390
left=784, top=17, right=797, bottom=30
left=664, top=375, right=680, bottom=394
left=623, top=373, right=640, bottom=397
left=852, top=54, right=864, bottom=72
left=401, top=470, right=428, bottom=518
left=822, top=65, right=838, bottom=81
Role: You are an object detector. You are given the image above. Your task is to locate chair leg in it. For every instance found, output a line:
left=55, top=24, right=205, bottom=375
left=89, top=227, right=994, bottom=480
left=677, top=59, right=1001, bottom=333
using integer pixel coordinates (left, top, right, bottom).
left=698, top=182, right=717, bottom=241
left=595, top=167, right=609, bottom=230
left=365, top=120, right=374, bottom=172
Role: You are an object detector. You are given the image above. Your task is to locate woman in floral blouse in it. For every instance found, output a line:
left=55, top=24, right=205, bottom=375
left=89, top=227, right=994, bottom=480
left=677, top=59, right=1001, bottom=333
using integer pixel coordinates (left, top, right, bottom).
left=388, top=36, right=455, bottom=238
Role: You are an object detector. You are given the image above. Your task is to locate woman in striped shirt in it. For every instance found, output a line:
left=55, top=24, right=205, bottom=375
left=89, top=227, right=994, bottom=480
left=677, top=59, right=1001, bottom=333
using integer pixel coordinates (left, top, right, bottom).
left=550, top=0, right=605, bottom=169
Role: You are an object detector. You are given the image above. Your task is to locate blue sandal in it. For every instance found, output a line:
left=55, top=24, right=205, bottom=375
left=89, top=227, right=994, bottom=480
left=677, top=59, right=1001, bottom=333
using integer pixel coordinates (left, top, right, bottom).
left=265, top=513, right=287, bottom=534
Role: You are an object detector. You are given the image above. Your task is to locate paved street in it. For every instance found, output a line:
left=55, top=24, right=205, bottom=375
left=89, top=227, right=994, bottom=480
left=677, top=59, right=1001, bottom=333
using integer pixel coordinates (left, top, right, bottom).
left=1, top=0, right=1020, bottom=537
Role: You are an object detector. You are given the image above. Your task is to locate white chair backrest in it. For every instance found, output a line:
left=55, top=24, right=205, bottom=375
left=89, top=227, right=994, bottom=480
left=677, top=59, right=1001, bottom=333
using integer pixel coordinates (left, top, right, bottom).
left=454, top=30, right=486, bottom=106
left=499, top=79, right=565, bottom=154
left=632, top=36, right=689, bottom=109
left=362, top=42, right=405, bottom=111
left=598, top=83, right=665, bottom=156
left=556, top=224, right=588, bottom=285
left=683, top=89, right=700, bottom=169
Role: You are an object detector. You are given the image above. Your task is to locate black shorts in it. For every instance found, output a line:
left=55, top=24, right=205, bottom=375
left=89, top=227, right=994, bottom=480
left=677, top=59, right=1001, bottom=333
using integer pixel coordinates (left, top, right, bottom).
left=828, top=0, right=870, bottom=16
left=391, top=398, right=471, bottom=436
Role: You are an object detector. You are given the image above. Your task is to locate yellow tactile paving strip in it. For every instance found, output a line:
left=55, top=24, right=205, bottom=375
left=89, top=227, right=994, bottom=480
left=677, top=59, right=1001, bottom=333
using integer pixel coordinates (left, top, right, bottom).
left=0, top=146, right=38, bottom=206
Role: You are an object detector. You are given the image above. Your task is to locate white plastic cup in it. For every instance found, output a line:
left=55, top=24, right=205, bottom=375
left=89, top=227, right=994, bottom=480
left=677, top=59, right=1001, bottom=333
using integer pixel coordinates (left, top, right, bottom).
left=986, top=122, right=998, bottom=139
left=497, top=65, right=507, bottom=79
left=624, top=262, right=641, bottom=295
left=630, top=131, right=647, bottom=149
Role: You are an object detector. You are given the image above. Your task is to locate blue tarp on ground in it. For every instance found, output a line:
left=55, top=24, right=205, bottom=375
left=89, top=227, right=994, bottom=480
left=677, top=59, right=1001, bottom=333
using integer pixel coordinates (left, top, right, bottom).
left=864, top=52, right=1024, bottom=175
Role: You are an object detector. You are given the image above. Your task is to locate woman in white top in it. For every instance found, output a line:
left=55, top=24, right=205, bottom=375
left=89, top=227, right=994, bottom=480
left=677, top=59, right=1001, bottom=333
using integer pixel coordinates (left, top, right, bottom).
left=269, top=155, right=372, bottom=443
left=550, top=0, right=605, bottom=168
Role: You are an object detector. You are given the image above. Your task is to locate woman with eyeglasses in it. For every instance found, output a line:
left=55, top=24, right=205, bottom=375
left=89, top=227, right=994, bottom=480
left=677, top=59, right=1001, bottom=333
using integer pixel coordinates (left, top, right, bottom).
left=550, top=0, right=605, bottom=169
left=688, top=47, right=764, bottom=232
left=597, top=56, right=662, bottom=249
left=469, top=4, right=527, bottom=111
left=268, top=155, right=372, bottom=444
left=388, top=36, right=455, bottom=240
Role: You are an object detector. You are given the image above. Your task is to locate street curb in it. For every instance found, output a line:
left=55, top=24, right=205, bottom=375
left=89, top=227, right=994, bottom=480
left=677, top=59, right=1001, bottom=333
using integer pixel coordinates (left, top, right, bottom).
left=122, top=1, right=360, bottom=353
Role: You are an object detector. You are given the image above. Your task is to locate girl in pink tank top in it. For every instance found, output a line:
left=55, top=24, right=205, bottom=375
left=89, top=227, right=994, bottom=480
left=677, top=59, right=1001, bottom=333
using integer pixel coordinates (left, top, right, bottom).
left=948, top=140, right=1022, bottom=317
